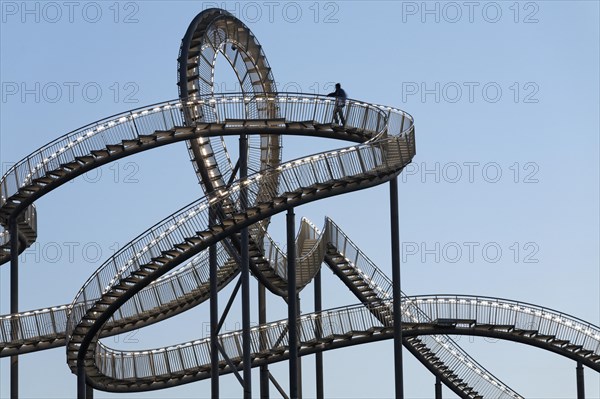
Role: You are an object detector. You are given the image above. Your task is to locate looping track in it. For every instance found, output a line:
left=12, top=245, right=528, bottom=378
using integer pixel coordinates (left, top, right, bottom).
left=1, top=8, right=597, bottom=399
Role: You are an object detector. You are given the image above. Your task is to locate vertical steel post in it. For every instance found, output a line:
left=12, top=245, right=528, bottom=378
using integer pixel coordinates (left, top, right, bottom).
left=240, top=134, right=252, bottom=399
left=576, top=362, right=585, bottom=399
left=390, top=177, right=404, bottom=399
left=86, top=384, right=94, bottom=399
left=9, top=217, right=18, bottom=399
left=435, top=376, right=442, bottom=399
left=296, top=295, right=302, bottom=399
left=77, top=359, right=86, bottom=399
left=314, top=271, right=324, bottom=399
left=287, top=208, right=298, bottom=399
left=259, top=283, right=269, bottom=399
left=209, top=208, right=219, bottom=399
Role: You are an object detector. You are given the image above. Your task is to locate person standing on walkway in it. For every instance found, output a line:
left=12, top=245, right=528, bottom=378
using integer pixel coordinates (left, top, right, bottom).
left=327, top=83, right=347, bottom=126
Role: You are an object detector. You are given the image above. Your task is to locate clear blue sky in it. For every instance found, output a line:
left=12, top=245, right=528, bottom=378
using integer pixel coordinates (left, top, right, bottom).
left=1, top=1, right=599, bottom=398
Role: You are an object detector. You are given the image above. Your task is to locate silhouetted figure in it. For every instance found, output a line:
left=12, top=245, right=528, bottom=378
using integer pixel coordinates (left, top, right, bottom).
left=327, top=83, right=347, bottom=126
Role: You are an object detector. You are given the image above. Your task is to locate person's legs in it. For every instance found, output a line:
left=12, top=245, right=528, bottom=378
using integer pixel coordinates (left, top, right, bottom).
left=333, top=106, right=340, bottom=124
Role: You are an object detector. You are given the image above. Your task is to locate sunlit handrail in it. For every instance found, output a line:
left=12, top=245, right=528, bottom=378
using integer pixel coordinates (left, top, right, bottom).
left=0, top=92, right=402, bottom=215
left=410, top=295, right=600, bottom=352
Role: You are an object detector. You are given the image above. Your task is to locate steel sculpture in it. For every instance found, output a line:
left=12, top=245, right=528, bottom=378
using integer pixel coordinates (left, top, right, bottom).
left=0, top=8, right=597, bottom=399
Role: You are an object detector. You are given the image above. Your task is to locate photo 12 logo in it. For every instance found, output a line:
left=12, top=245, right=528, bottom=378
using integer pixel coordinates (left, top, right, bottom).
left=201, top=1, right=340, bottom=23
left=402, top=241, right=540, bottom=264
left=401, top=162, right=540, bottom=184
left=401, top=82, right=540, bottom=104
left=1, top=81, right=140, bottom=104
left=400, top=2, right=540, bottom=24
left=1, top=1, right=140, bottom=23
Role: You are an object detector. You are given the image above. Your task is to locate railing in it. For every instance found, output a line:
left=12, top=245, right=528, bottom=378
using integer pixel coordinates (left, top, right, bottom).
left=0, top=204, right=37, bottom=250
left=1, top=242, right=238, bottom=349
left=94, top=301, right=387, bottom=381
left=410, top=295, right=600, bottom=355
left=324, top=219, right=520, bottom=399
left=258, top=218, right=326, bottom=287
left=94, top=291, right=598, bottom=386
left=0, top=93, right=406, bottom=218
left=0, top=100, right=186, bottom=212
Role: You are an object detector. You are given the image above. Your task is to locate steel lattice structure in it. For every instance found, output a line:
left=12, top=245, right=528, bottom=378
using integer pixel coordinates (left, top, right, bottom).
left=0, top=8, right=598, bottom=399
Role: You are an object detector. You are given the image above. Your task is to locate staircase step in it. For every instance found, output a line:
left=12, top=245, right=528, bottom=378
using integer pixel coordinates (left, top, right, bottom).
left=75, top=156, right=95, bottom=164
left=91, top=149, right=110, bottom=158
left=106, top=144, right=124, bottom=153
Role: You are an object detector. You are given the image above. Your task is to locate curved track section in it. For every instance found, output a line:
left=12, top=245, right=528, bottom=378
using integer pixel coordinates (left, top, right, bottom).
left=404, top=295, right=600, bottom=371
left=178, top=9, right=281, bottom=194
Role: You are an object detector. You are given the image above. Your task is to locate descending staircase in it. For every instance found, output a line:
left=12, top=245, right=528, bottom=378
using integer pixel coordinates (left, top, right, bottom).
left=321, top=218, right=519, bottom=399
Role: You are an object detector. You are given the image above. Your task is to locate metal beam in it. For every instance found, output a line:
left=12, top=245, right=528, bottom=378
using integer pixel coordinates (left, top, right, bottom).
left=577, top=362, right=585, bottom=399
left=314, top=271, right=324, bottom=399
left=217, top=278, right=242, bottom=332
left=10, top=217, right=18, bottom=399
left=216, top=341, right=244, bottom=386
left=269, top=372, right=290, bottom=399
left=390, top=177, right=404, bottom=399
left=240, top=133, right=252, bottom=399
left=287, top=208, right=298, bottom=399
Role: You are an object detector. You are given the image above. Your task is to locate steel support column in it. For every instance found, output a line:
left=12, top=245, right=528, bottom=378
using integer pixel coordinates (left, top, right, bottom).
left=314, top=271, right=324, bottom=399
left=209, top=208, right=219, bottom=399
left=240, top=134, right=252, bottom=398
left=287, top=208, right=298, bottom=399
left=86, top=385, right=93, bottom=399
left=77, top=358, right=86, bottom=399
left=390, top=177, right=404, bottom=399
left=9, top=217, right=18, bottom=399
left=435, top=376, right=442, bottom=399
left=259, top=282, right=269, bottom=399
left=296, top=295, right=302, bottom=399
left=576, top=362, right=585, bottom=399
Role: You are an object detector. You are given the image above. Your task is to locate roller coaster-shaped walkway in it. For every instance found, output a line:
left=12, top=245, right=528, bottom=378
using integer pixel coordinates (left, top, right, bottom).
left=0, top=8, right=598, bottom=399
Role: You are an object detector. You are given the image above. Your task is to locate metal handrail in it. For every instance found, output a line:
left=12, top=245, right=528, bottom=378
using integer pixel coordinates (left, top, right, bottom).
left=1, top=243, right=237, bottom=346
left=91, top=293, right=599, bottom=385
left=94, top=301, right=387, bottom=380
left=0, top=92, right=400, bottom=213
left=409, top=295, right=600, bottom=351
